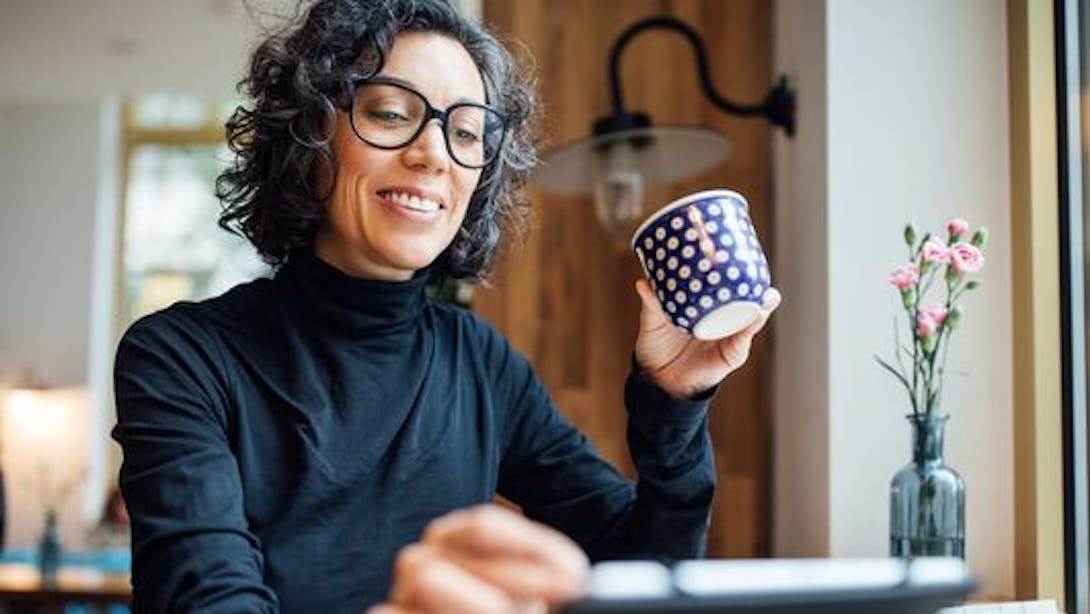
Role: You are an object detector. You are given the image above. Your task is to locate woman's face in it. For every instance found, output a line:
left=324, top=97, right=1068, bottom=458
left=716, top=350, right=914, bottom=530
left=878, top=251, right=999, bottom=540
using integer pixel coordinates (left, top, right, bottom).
left=316, top=31, right=486, bottom=280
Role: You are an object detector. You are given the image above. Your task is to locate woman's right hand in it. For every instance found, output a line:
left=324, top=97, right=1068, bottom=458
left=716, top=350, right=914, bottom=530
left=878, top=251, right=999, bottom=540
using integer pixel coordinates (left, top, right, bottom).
left=368, top=504, right=590, bottom=614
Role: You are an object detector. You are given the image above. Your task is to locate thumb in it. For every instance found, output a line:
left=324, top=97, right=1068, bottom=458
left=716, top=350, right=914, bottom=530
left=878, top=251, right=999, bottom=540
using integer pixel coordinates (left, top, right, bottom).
left=634, top=278, right=657, bottom=308
left=634, top=279, right=670, bottom=331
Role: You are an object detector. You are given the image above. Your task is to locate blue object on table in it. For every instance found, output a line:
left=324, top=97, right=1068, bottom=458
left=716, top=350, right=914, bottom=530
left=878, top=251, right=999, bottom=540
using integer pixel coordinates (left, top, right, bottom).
left=0, top=546, right=130, bottom=573
left=0, top=547, right=132, bottom=614
left=39, top=511, right=62, bottom=585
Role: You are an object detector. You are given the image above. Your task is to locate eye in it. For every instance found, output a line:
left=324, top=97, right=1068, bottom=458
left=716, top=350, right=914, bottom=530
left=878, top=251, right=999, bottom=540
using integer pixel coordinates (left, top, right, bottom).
left=449, top=108, right=485, bottom=144
left=367, top=108, right=411, bottom=124
left=452, top=126, right=482, bottom=143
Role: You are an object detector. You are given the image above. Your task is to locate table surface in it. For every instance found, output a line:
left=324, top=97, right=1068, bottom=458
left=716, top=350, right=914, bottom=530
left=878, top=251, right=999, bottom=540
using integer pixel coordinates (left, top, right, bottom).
left=0, top=562, right=131, bottom=604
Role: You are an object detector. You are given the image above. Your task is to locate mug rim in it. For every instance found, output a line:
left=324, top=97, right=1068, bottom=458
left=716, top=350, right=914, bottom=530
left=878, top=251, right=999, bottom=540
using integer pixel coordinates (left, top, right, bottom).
left=628, top=188, right=748, bottom=251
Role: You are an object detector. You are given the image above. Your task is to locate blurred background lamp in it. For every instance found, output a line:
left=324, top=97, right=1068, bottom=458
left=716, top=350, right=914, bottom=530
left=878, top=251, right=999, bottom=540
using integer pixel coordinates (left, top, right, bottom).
left=534, top=15, right=797, bottom=243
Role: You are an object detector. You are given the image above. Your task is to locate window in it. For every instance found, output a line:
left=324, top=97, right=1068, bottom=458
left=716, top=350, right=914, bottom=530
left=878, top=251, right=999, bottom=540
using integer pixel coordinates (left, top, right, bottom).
left=120, top=94, right=267, bottom=325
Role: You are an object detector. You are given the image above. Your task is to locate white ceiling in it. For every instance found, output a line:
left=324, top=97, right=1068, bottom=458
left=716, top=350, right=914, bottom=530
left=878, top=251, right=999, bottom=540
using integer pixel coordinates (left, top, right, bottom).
left=0, top=0, right=481, bottom=104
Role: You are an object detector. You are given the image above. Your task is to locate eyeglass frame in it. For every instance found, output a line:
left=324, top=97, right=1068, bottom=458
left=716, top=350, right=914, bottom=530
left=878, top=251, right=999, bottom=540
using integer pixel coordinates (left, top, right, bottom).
left=340, top=76, right=508, bottom=170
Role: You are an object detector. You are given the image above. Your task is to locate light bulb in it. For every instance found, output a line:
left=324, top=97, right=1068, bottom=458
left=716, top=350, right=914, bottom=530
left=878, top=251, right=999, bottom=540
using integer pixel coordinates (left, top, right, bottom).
left=592, top=140, right=646, bottom=239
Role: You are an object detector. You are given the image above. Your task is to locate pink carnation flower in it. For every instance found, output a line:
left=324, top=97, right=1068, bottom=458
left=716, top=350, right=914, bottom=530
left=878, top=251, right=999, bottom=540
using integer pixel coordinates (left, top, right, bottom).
left=950, top=242, right=985, bottom=274
left=946, top=218, right=970, bottom=238
left=888, top=263, right=920, bottom=289
left=919, top=305, right=947, bottom=326
left=920, top=238, right=951, bottom=264
left=916, top=306, right=947, bottom=337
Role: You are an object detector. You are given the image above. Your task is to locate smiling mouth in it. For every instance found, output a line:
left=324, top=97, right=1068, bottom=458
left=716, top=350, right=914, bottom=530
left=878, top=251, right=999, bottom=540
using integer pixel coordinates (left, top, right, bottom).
left=377, top=190, right=444, bottom=214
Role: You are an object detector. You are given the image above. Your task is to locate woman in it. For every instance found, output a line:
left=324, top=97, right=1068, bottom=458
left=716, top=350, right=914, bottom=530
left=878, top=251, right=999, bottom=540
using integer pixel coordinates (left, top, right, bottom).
left=112, top=0, right=780, bottom=612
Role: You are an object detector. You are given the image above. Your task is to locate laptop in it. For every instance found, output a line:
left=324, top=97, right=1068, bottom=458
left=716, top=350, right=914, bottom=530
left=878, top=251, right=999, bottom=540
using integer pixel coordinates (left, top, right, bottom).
left=562, top=557, right=976, bottom=613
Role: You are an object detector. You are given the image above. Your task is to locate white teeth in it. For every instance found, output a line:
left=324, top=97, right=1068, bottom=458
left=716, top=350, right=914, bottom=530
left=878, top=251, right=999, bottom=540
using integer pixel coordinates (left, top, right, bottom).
left=383, top=191, right=440, bottom=213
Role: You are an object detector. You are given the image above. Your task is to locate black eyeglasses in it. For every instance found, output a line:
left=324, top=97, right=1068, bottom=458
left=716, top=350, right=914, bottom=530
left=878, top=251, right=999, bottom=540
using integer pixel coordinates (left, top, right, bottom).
left=344, top=77, right=506, bottom=169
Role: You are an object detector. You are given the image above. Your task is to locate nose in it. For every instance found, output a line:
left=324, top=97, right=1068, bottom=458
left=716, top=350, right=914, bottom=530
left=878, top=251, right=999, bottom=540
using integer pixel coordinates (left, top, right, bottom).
left=402, top=120, right=449, bottom=172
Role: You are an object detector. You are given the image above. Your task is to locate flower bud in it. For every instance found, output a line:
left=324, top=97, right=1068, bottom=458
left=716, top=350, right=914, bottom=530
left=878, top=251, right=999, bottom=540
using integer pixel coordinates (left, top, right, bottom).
left=946, top=218, right=970, bottom=241
left=901, top=287, right=916, bottom=310
left=904, top=224, right=917, bottom=247
left=965, top=280, right=980, bottom=291
left=971, top=228, right=988, bottom=248
left=945, top=265, right=959, bottom=285
left=946, top=305, right=963, bottom=330
left=921, top=333, right=938, bottom=354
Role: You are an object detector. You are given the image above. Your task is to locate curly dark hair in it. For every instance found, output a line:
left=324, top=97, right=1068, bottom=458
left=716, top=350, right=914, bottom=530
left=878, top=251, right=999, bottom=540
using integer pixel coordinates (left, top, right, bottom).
left=216, top=0, right=538, bottom=280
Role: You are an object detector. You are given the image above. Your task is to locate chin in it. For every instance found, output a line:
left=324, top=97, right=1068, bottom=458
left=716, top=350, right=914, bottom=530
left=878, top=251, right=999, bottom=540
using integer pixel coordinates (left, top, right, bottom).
left=381, top=243, right=444, bottom=274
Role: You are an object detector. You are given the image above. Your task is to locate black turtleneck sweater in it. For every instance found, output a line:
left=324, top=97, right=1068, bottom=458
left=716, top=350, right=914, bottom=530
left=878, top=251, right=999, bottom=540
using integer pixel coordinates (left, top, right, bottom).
left=113, top=249, right=715, bottom=613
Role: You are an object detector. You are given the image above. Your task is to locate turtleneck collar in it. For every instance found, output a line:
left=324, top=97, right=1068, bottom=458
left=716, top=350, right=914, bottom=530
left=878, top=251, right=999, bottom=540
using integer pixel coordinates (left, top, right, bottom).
left=277, top=247, right=431, bottom=336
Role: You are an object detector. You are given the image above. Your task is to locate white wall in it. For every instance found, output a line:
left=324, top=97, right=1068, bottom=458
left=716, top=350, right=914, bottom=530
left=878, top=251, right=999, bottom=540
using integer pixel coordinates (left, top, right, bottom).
left=774, top=0, right=1014, bottom=599
left=0, top=0, right=294, bottom=103
left=0, top=103, right=102, bottom=387
left=0, top=0, right=479, bottom=104
left=0, top=101, right=116, bottom=547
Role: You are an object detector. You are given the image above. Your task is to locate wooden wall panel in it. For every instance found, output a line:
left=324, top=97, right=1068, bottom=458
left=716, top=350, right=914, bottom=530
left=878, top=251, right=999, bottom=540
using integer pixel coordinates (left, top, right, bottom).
left=478, top=0, right=775, bottom=558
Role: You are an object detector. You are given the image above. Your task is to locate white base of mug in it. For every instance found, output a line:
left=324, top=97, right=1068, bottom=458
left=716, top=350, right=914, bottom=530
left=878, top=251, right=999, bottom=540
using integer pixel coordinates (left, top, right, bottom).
left=692, top=302, right=760, bottom=340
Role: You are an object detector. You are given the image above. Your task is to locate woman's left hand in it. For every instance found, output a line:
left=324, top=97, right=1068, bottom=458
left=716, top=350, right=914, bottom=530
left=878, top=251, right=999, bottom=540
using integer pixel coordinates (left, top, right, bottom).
left=633, top=279, right=782, bottom=399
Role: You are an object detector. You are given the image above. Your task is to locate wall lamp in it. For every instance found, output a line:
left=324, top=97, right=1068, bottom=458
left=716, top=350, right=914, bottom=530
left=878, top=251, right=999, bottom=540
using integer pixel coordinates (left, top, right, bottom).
left=533, top=15, right=796, bottom=244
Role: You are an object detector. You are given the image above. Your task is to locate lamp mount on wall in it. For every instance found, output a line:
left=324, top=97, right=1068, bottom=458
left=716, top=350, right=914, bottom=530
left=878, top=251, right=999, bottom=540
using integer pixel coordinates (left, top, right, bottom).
left=534, top=15, right=796, bottom=244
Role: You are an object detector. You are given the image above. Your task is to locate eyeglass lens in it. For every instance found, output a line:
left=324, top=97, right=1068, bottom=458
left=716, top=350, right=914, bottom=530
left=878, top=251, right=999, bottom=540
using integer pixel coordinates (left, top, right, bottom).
left=352, top=82, right=503, bottom=168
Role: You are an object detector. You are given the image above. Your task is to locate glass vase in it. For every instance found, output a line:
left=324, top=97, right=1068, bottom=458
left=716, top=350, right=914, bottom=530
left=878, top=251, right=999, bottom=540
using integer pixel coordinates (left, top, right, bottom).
left=38, top=509, right=60, bottom=586
left=889, top=413, right=965, bottom=558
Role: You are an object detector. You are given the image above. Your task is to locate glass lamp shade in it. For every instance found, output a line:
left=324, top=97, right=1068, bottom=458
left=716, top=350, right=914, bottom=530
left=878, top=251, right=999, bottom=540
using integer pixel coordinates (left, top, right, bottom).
left=535, top=126, right=732, bottom=241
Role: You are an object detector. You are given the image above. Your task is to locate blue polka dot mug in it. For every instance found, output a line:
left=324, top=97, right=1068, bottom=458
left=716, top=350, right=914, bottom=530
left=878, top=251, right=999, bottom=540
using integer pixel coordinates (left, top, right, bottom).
left=630, top=189, right=772, bottom=340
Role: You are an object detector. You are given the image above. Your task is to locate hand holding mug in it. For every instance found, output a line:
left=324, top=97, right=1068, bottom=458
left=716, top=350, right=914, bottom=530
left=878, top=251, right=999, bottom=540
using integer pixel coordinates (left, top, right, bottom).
left=630, top=190, right=781, bottom=398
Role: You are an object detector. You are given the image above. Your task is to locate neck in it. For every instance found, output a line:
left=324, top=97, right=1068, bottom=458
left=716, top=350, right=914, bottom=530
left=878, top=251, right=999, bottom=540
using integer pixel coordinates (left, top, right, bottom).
left=314, top=233, right=414, bottom=281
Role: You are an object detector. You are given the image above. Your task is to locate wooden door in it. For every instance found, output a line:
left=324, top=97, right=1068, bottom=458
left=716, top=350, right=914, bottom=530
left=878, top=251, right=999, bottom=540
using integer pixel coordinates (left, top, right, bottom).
left=476, top=0, right=775, bottom=558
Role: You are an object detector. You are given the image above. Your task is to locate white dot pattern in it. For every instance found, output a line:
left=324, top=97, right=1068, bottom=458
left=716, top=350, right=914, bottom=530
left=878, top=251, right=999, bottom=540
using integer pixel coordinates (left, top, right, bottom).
left=630, top=193, right=772, bottom=334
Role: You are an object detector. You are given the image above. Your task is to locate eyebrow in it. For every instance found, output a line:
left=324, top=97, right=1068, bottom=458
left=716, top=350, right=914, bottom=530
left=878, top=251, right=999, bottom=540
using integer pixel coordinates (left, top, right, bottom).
left=368, top=74, right=486, bottom=106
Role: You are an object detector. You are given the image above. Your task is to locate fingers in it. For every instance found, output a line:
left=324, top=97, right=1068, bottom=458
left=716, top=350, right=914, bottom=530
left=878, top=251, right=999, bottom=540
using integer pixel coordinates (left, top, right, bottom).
left=715, top=287, right=781, bottom=367
left=378, top=505, right=589, bottom=614
left=390, top=542, right=518, bottom=614
left=716, top=330, right=754, bottom=368
left=740, top=286, right=783, bottom=337
left=367, top=605, right=417, bottom=614
left=761, top=287, right=783, bottom=312
left=424, top=505, right=589, bottom=602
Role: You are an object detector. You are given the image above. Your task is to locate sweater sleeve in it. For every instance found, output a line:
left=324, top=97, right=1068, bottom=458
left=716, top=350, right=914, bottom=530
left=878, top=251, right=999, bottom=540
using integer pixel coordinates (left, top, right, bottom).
left=488, top=323, right=715, bottom=561
left=112, top=312, right=278, bottom=613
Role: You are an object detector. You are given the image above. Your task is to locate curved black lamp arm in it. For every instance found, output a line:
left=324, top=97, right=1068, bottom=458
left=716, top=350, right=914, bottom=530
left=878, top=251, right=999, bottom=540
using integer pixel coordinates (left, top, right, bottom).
left=607, top=15, right=796, bottom=136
